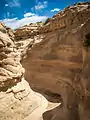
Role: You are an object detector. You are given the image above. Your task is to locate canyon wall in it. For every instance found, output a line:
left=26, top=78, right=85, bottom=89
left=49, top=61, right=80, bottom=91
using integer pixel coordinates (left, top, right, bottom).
left=0, top=23, right=48, bottom=120
left=15, top=3, right=90, bottom=120
left=0, top=2, right=90, bottom=120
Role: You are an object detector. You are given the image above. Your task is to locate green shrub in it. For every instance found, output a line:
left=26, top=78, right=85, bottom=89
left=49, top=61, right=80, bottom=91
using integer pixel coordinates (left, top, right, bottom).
left=43, top=18, right=50, bottom=25
left=74, top=2, right=82, bottom=5
left=83, top=33, right=90, bottom=47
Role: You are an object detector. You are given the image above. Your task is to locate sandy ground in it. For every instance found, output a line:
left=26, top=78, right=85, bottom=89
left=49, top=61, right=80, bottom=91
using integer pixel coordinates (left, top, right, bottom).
left=24, top=86, right=61, bottom=120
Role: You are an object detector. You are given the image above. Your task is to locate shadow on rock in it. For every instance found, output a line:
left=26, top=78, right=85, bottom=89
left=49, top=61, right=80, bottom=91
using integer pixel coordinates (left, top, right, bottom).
left=30, top=85, right=61, bottom=103
left=43, top=105, right=64, bottom=120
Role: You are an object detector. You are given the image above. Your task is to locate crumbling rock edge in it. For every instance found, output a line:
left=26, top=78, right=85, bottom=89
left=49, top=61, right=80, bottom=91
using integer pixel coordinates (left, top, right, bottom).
left=0, top=2, right=90, bottom=120
left=0, top=25, right=48, bottom=120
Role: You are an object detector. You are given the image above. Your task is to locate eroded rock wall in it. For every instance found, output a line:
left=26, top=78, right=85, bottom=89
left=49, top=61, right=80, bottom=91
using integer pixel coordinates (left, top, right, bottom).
left=15, top=3, right=90, bottom=40
left=15, top=3, right=90, bottom=120
left=22, top=20, right=90, bottom=120
left=0, top=23, right=48, bottom=120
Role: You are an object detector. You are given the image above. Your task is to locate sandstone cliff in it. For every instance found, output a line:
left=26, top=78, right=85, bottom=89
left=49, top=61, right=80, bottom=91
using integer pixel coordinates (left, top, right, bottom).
left=0, top=23, right=48, bottom=120
left=0, top=2, right=90, bottom=120
left=14, top=2, right=90, bottom=120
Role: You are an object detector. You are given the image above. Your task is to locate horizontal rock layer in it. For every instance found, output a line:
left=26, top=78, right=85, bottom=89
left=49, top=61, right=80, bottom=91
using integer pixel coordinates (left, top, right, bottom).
left=15, top=2, right=90, bottom=40
left=0, top=2, right=90, bottom=120
left=0, top=22, right=48, bottom=120
left=17, top=3, right=90, bottom=120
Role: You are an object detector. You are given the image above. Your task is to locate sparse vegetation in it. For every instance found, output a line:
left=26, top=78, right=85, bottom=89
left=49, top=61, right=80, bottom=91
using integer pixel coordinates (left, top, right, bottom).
left=0, top=28, right=6, bottom=33
left=74, top=2, right=83, bottom=6
left=29, top=23, right=33, bottom=25
left=36, top=21, right=43, bottom=26
left=83, top=33, right=90, bottom=47
left=76, top=2, right=81, bottom=5
left=43, top=18, right=50, bottom=25
left=36, top=21, right=42, bottom=24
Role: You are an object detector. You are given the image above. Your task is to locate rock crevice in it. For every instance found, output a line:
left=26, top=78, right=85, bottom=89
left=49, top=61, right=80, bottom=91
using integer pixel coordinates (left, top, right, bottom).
left=0, top=2, right=90, bottom=120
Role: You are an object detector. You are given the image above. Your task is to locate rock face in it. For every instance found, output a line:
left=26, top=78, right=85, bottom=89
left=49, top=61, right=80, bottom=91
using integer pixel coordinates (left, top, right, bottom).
left=38, top=2, right=90, bottom=33
left=14, top=3, right=90, bottom=120
left=15, top=23, right=42, bottom=40
left=15, top=2, right=90, bottom=38
left=0, top=2, right=90, bottom=120
left=0, top=30, right=24, bottom=89
left=0, top=23, right=48, bottom=120
left=0, top=22, right=15, bottom=40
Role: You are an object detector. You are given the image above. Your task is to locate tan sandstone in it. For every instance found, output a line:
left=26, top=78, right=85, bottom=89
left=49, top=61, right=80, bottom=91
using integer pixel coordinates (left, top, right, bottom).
left=0, top=2, right=90, bottom=120
left=15, top=2, right=90, bottom=120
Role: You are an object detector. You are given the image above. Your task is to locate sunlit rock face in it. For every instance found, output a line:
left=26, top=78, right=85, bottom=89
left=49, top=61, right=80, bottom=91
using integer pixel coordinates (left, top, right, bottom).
left=15, top=23, right=42, bottom=40
left=0, top=22, right=15, bottom=40
left=14, top=3, right=90, bottom=120
left=0, top=30, right=24, bottom=89
left=0, top=23, right=48, bottom=120
left=0, top=2, right=90, bottom=120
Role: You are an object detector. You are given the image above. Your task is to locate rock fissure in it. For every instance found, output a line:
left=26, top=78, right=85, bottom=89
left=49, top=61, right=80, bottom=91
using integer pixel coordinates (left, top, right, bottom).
left=0, top=2, right=90, bottom=120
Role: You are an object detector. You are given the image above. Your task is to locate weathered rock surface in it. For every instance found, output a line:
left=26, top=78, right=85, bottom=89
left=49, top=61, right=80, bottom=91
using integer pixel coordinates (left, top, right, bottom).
left=15, top=23, right=42, bottom=40
left=0, top=22, right=15, bottom=40
left=14, top=2, right=90, bottom=120
left=0, top=24, right=48, bottom=120
left=0, top=2, right=90, bottom=120
left=22, top=20, right=90, bottom=120
left=0, top=31, right=24, bottom=89
left=15, top=2, right=90, bottom=40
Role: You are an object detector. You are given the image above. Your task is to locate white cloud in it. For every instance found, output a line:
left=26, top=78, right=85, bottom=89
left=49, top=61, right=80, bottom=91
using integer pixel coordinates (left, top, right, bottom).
left=4, top=12, right=14, bottom=19
left=35, top=5, right=45, bottom=10
left=44, top=1, right=48, bottom=4
left=24, top=12, right=35, bottom=18
left=1, top=14, right=48, bottom=29
left=5, top=4, right=9, bottom=7
left=2, top=18, right=17, bottom=23
left=4, top=12, right=11, bottom=18
left=5, top=0, right=20, bottom=8
left=31, top=7, right=34, bottom=12
left=6, top=12, right=10, bottom=17
left=35, top=1, right=48, bottom=10
left=51, top=8, right=60, bottom=12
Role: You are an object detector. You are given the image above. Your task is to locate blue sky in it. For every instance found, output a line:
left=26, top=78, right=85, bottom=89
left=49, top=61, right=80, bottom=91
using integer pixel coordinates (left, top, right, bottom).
left=0, top=0, right=88, bottom=29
